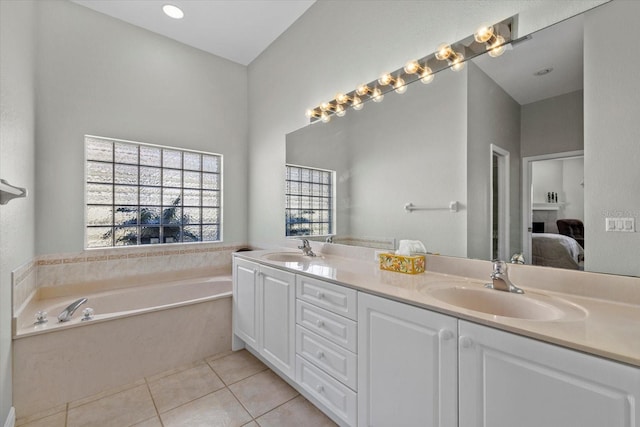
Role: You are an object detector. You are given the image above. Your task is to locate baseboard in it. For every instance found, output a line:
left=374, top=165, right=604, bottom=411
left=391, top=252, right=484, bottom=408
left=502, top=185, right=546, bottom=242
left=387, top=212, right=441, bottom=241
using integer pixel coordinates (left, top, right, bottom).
left=3, top=407, right=15, bottom=427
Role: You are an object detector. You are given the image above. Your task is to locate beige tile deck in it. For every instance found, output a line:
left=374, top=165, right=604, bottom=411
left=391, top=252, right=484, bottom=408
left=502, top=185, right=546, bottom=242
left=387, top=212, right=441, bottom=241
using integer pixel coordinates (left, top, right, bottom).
left=18, top=350, right=336, bottom=427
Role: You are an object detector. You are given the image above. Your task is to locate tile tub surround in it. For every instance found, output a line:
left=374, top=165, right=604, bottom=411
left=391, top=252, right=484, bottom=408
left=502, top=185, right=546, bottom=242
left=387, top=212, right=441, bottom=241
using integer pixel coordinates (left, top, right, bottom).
left=12, top=242, right=248, bottom=312
left=13, top=291, right=233, bottom=418
left=235, top=249, right=640, bottom=367
left=15, top=350, right=336, bottom=427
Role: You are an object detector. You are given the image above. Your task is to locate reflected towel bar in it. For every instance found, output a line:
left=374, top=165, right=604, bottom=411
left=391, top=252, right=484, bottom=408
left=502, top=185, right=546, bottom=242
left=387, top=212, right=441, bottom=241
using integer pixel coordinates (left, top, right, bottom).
left=404, top=201, right=458, bottom=213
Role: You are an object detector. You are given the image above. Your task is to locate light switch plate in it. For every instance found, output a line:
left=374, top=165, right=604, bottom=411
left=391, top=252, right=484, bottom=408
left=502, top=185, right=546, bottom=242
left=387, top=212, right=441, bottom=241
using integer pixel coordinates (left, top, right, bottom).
left=605, top=217, right=635, bottom=232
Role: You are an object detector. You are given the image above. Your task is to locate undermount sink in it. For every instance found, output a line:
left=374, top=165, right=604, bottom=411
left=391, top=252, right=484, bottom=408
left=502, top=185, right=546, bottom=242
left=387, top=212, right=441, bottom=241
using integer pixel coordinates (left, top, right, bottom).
left=426, top=286, right=587, bottom=321
left=261, top=252, right=322, bottom=263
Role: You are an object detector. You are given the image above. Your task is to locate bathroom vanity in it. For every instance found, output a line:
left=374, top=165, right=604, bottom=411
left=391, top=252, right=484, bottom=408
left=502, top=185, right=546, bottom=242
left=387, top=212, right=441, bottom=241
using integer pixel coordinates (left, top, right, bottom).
left=233, top=250, right=640, bottom=427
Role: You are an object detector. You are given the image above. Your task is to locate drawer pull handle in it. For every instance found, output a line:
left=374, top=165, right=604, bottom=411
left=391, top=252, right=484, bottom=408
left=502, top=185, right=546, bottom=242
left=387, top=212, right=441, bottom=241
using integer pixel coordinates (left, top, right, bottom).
left=316, top=384, right=324, bottom=393
left=316, top=291, right=325, bottom=299
left=439, top=329, right=454, bottom=341
left=316, top=351, right=324, bottom=359
left=316, top=320, right=324, bottom=328
left=459, top=336, right=473, bottom=349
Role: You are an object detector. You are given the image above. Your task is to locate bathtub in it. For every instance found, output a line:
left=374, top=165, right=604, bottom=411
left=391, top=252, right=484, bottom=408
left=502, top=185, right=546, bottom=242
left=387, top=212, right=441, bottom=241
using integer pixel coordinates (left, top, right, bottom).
left=13, top=274, right=233, bottom=418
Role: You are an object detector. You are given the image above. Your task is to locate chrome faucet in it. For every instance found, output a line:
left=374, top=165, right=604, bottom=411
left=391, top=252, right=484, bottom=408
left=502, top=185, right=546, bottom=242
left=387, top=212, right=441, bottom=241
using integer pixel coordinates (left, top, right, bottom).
left=485, top=260, right=524, bottom=294
left=298, top=239, right=316, bottom=257
left=58, top=298, right=88, bottom=322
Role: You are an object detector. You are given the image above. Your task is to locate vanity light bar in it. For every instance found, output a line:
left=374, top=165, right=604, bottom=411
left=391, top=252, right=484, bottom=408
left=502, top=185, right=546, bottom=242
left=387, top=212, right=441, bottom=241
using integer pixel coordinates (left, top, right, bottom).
left=306, top=16, right=515, bottom=124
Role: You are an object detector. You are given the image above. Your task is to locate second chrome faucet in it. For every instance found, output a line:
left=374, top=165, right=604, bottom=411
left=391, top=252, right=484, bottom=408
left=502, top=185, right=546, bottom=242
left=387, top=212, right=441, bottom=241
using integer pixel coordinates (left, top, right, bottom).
left=298, top=239, right=316, bottom=257
left=485, top=260, right=524, bottom=294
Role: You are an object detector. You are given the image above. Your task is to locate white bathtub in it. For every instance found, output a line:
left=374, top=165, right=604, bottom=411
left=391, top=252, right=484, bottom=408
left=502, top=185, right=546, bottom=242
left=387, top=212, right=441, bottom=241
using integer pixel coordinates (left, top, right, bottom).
left=13, top=274, right=233, bottom=418
left=15, top=275, right=232, bottom=337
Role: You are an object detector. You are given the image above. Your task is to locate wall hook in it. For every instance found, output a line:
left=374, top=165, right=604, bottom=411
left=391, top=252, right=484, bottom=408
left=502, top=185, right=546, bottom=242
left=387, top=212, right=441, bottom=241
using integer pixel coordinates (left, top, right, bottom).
left=0, top=179, right=27, bottom=205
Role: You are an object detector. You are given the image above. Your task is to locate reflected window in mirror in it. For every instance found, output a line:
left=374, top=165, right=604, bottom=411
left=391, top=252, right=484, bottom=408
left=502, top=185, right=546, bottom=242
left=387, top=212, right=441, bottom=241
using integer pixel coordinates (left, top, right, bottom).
left=285, top=165, right=334, bottom=237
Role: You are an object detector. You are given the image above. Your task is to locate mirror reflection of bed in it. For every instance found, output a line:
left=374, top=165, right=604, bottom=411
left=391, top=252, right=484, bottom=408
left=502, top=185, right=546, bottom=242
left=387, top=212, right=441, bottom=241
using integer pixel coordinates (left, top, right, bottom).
left=530, top=156, right=585, bottom=270
left=532, top=215, right=586, bottom=271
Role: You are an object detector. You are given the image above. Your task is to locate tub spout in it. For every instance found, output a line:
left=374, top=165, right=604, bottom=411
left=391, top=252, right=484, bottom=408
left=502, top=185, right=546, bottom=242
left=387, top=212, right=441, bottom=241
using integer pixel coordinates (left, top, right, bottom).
left=58, top=298, right=88, bottom=322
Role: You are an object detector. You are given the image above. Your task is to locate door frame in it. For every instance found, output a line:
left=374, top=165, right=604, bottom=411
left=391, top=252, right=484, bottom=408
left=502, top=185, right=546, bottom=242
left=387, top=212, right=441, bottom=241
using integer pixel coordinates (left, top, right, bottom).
left=490, top=144, right=510, bottom=261
left=521, top=150, right=584, bottom=264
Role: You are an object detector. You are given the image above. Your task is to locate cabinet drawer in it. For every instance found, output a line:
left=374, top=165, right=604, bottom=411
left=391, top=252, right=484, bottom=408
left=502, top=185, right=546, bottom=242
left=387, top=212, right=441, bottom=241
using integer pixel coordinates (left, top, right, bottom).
left=296, top=356, right=357, bottom=427
left=296, top=275, right=357, bottom=320
left=296, top=300, right=357, bottom=352
left=296, top=325, right=357, bottom=391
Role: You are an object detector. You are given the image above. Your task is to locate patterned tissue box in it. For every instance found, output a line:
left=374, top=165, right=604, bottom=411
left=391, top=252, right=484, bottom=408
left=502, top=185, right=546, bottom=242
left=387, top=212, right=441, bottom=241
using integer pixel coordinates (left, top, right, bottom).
left=379, top=253, right=425, bottom=274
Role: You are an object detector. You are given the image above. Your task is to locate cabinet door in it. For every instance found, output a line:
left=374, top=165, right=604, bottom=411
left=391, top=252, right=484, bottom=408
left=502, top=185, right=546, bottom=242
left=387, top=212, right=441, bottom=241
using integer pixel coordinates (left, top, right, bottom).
left=459, top=320, right=640, bottom=427
left=260, top=265, right=296, bottom=378
left=358, top=293, right=458, bottom=427
left=233, top=258, right=259, bottom=348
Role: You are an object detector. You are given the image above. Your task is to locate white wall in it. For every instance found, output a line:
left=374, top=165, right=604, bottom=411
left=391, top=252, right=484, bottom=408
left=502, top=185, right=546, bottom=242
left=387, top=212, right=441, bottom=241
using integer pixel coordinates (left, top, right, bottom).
left=467, top=62, right=521, bottom=260
left=247, top=0, right=606, bottom=248
left=34, top=0, right=249, bottom=254
left=521, top=90, right=584, bottom=157
left=562, top=158, right=584, bottom=220
left=584, top=0, right=640, bottom=276
left=0, top=0, right=37, bottom=421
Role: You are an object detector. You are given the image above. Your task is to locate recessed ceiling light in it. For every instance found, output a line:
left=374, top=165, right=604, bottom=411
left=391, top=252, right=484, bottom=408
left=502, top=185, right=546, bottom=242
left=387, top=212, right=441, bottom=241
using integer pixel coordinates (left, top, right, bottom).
left=163, top=4, right=184, bottom=19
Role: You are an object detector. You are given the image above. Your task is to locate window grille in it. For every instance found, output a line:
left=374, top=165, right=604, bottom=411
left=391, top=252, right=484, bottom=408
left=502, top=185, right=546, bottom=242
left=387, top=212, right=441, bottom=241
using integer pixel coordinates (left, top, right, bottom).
left=285, top=165, right=334, bottom=236
left=85, top=136, right=221, bottom=247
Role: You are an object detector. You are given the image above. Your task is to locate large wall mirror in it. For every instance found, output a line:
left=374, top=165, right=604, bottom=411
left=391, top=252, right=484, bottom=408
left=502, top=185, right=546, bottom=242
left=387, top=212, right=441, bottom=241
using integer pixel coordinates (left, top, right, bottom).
left=286, top=1, right=639, bottom=278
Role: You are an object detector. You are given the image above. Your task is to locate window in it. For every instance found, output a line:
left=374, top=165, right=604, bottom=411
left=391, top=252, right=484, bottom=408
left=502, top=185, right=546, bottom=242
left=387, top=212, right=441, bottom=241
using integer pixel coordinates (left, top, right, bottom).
left=285, top=164, right=334, bottom=236
left=85, top=136, right=222, bottom=248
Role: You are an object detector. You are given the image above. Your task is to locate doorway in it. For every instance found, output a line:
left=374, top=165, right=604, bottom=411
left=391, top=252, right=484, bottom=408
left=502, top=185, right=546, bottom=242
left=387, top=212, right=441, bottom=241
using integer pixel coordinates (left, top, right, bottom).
left=521, top=150, right=584, bottom=265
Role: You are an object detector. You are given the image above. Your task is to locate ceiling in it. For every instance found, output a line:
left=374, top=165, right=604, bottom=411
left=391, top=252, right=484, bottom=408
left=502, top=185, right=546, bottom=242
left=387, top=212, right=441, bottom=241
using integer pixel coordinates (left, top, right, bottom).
left=473, top=14, right=584, bottom=105
left=71, top=0, right=316, bottom=66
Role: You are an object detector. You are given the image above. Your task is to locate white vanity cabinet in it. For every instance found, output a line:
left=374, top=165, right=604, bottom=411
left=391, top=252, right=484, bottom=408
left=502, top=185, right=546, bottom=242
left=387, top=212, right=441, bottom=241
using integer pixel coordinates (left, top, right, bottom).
left=233, top=256, right=640, bottom=427
left=233, top=257, right=296, bottom=378
left=458, top=320, right=640, bottom=427
left=357, top=292, right=458, bottom=427
left=295, top=275, right=358, bottom=427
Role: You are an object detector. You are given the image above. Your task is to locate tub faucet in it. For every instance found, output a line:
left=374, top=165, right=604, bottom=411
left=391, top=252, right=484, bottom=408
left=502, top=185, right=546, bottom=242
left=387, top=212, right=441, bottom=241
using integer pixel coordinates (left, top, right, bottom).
left=485, top=261, right=524, bottom=294
left=298, top=239, right=316, bottom=257
left=58, top=298, right=88, bottom=322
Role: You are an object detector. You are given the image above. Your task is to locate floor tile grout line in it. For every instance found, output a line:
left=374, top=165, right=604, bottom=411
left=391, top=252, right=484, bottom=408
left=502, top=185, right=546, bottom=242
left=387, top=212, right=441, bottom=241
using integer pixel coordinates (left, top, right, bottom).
left=253, top=393, right=302, bottom=423
left=226, top=383, right=257, bottom=422
left=143, top=377, right=165, bottom=427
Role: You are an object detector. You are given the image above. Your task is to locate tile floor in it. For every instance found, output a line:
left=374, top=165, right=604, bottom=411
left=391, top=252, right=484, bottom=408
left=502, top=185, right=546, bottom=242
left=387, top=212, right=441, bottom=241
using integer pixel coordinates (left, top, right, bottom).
left=16, top=350, right=337, bottom=427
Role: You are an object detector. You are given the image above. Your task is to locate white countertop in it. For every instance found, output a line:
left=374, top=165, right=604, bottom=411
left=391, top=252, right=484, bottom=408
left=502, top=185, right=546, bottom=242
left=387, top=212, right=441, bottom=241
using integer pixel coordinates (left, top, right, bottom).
left=235, top=249, right=640, bottom=367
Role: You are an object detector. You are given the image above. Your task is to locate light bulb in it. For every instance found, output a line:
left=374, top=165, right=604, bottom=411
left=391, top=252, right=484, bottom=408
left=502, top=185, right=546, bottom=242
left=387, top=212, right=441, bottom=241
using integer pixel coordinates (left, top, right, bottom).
left=474, top=25, right=494, bottom=43
left=488, top=35, right=506, bottom=57
left=378, top=73, right=393, bottom=86
left=321, top=111, right=331, bottom=123
left=335, top=104, right=346, bottom=117
left=335, top=93, right=348, bottom=104
left=435, top=43, right=453, bottom=61
left=420, top=66, right=434, bottom=84
left=320, top=102, right=332, bottom=111
left=162, top=4, right=184, bottom=19
left=394, top=77, right=407, bottom=94
left=371, top=87, right=384, bottom=103
left=450, top=52, right=465, bottom=71
left=305, top=109, right=314, bottom=118
left=352, top=95, right=363, bottom=110
left=404, top=60, right=420, bottom=74
left=356, top=84, right=370, bottom=96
